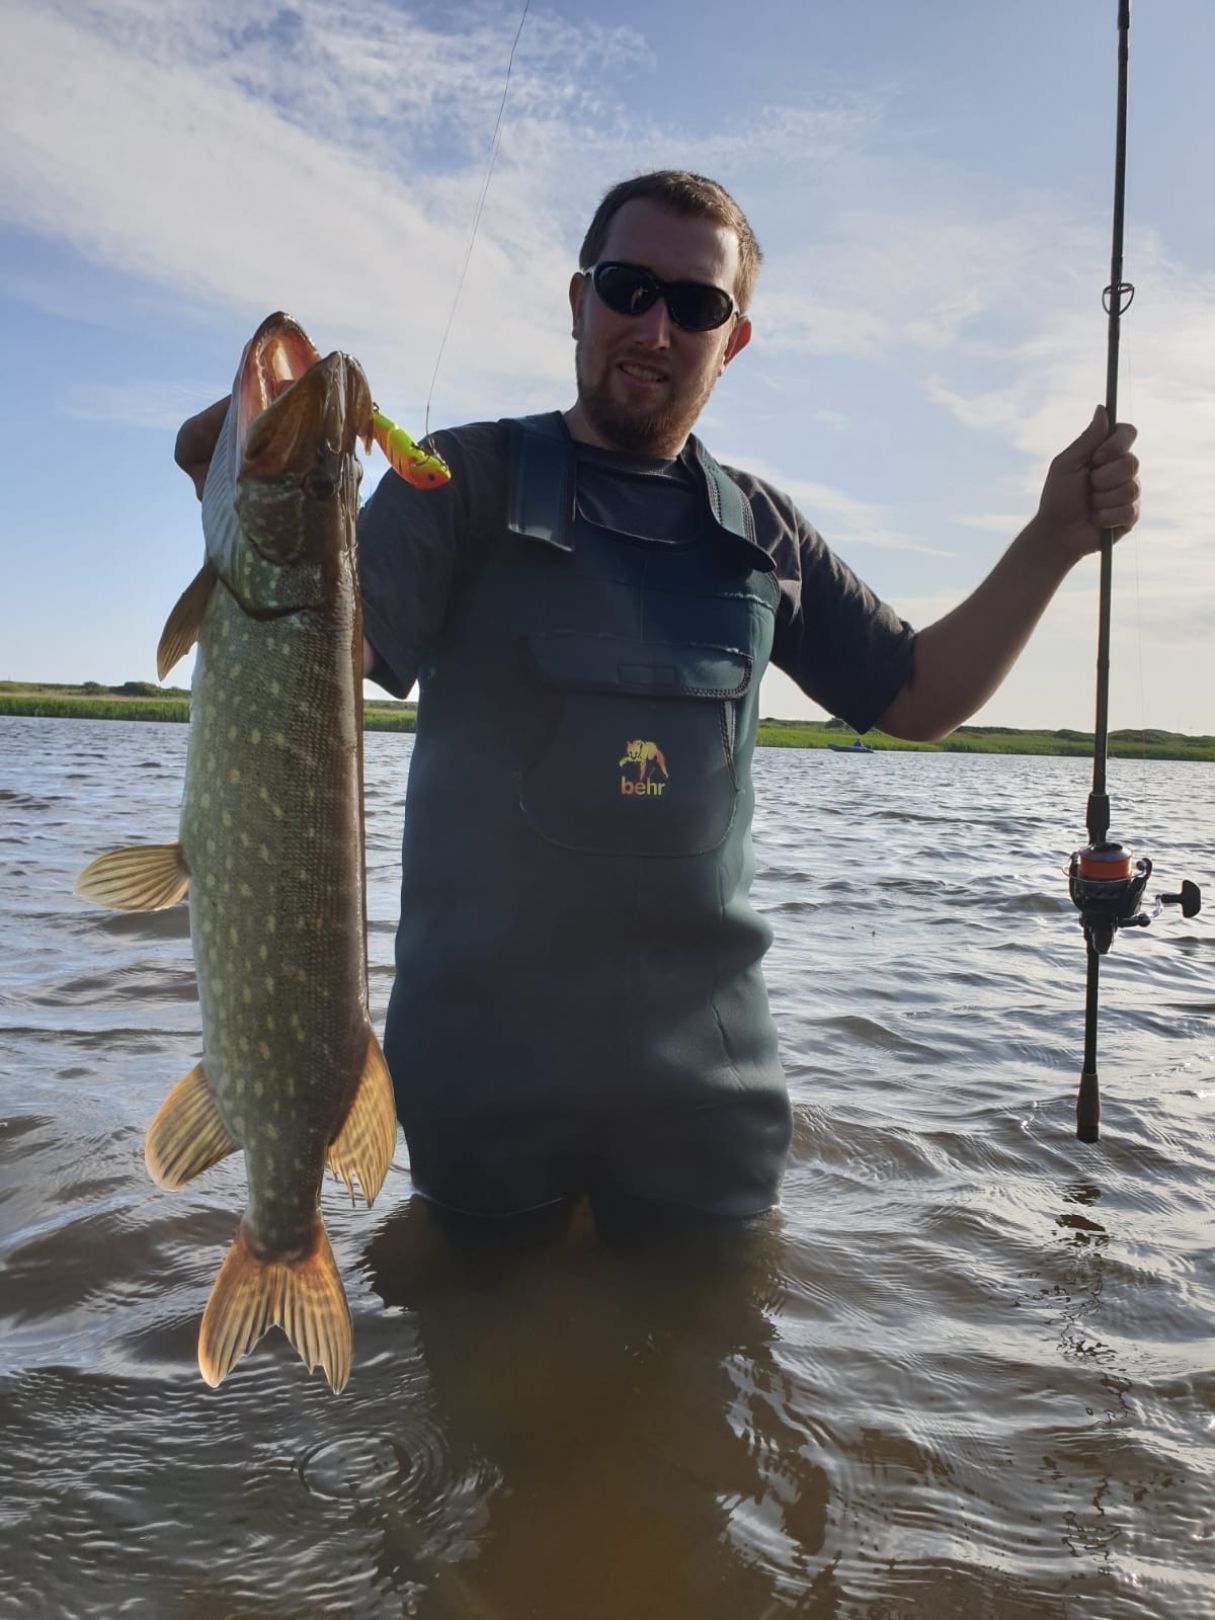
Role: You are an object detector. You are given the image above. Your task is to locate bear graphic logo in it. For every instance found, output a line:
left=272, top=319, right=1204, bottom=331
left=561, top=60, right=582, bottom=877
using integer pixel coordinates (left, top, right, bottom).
left=619, top=739, right=668, bottom=797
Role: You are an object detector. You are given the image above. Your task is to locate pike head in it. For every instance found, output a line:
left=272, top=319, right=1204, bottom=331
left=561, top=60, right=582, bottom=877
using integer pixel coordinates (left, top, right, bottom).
left=203, top=312, right=373, bottom=616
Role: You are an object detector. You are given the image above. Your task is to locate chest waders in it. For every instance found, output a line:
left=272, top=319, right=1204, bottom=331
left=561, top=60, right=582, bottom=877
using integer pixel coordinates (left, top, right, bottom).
left=385, top=413, right=793, bottom=1217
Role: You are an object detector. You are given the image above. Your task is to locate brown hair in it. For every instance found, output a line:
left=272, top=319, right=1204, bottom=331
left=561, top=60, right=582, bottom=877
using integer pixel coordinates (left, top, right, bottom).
left=578, top=170, right=763, bottom=314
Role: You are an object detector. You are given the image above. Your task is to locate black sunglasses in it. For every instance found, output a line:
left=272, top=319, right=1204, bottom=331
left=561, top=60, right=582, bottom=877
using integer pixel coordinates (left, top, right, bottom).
left=584, top=261, right=738, bottom=333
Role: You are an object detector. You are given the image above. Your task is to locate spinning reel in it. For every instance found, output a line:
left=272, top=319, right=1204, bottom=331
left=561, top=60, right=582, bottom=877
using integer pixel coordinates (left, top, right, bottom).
left=1068, top=838, right=1200, bottom=957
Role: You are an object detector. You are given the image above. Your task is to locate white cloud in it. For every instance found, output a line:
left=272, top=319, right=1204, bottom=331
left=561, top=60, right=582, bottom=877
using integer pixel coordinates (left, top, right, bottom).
left=921, top=238, right=1215, bottom=599
left=755, top=200, right=1098, bottom=361
left=0, top=0, right=631, bottom=424
left=4, top=0, right=1211, bottom=732
left=955, top=512, right=1033, bottom=534
left=716, top=450, right=954, bottom=559
left=0, top=0, right=882, bottom=434
left=64, top=381, right=232, bottom=430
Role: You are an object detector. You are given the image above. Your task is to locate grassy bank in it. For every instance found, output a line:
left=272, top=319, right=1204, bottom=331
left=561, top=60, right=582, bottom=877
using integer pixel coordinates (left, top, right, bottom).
left=0, top=682, right=417, bottom=732
left=755, top=717, right=1215, bottom=762
left=3, top=683, right=1212, bottom=759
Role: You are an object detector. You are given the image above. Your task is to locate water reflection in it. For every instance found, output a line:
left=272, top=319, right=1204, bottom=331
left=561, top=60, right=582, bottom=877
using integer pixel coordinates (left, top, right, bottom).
left=361, top=1197, right=832, bottom=1619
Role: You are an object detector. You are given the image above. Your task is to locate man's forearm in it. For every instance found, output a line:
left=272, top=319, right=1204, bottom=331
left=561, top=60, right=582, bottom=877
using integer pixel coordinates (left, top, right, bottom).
left=878, top=517, right=1080, bottom=742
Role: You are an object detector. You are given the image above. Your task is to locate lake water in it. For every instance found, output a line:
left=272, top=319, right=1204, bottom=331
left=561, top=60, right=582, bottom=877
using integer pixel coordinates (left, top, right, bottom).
left=1, top=715, right=1212, bottom=1620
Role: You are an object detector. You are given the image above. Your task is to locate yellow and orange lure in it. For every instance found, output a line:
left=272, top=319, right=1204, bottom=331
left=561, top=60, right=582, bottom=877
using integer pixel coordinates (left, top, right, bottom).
left=370, top=406, right=451, bottom=490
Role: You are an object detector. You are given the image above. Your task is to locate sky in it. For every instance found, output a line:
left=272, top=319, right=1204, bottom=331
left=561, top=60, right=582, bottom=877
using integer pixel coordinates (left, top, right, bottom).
left=2, top=0, right=1212, bottom=732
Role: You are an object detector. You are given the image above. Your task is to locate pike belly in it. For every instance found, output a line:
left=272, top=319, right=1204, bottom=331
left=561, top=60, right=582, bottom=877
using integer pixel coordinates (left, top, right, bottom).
left=182, top=579, right=366, bottom=1257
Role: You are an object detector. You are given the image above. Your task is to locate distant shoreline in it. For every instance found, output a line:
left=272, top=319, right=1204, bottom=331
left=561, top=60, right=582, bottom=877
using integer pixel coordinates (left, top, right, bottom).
left=2, top=683, right=1213, bottom=760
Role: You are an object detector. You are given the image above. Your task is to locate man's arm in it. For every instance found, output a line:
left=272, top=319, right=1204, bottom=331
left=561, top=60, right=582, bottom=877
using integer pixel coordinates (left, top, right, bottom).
left=878, top=408, right=1140, bottom=742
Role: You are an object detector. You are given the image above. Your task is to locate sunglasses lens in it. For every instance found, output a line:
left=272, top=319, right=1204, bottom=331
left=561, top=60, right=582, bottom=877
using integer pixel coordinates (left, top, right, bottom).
left=666, top=284, right=734, bottom=332
left=593, top=264, right=659, bottom=317
left=590, top=264, right=734, bottom=331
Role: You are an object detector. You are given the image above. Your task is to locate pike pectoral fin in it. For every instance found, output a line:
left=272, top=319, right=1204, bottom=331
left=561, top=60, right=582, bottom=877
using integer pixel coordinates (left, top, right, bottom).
left=75, top=843, right=190, bottom=910
left=198, top=1213, right=351, bottom=1393
left=145, top=1062, right=238, bottom=1188
left=157, top=561, right=217, bottom=679
left=326, top=1029, right=397, bottom=1207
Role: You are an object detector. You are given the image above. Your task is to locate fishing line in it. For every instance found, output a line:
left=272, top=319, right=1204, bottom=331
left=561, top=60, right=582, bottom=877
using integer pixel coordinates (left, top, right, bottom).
left=1125, top=341, right=1152, bottom=809
left=423, top=0, right=532, bottom=440
left=1108, top=308, right=1150, bottom=815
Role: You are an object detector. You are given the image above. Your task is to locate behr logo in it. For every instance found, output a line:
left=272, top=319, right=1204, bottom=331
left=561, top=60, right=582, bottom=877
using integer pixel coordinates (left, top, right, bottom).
left=619, top=739, right=668, bottom=797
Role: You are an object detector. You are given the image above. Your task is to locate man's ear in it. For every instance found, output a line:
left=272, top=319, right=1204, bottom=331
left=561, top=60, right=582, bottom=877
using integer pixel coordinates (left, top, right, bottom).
left=569, top=271, right=588, bottom=337
left=721, top=315, right=752, bottom=371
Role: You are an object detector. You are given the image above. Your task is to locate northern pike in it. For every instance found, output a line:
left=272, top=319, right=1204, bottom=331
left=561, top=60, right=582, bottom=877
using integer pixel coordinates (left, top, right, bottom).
left=76, top=312, right=396, bottom=1392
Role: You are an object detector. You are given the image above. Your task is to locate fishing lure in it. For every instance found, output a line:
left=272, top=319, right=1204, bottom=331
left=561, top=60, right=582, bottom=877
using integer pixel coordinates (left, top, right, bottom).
left=370, top=406, right=451, bottom=489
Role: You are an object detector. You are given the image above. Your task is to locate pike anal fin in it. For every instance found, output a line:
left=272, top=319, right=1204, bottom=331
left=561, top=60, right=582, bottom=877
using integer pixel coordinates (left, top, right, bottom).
left=326, top=1029, right=397, bottom=1207
left=145, top=1061, right=238, bottom=1188
left=198, top=1214, right=351, bottom=1393
left=158, top=561, right=217, bottom=679
left=75, top=843, right=190, bottom=911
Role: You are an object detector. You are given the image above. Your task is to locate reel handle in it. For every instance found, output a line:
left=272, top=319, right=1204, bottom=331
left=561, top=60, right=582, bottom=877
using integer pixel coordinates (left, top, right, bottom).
left=1158, top=880, right=1201, bottom=919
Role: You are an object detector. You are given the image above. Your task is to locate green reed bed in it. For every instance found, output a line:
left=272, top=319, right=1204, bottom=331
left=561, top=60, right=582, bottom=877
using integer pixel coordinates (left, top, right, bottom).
left=756, top=719, right=1215, bottom=761
left=0, top=689, right=418, bottom=732
left=0, top=695, right=191, bottom=722
left=2, top=686, right=1211, bottom=758
left=364, top=707, right=417, bottom=732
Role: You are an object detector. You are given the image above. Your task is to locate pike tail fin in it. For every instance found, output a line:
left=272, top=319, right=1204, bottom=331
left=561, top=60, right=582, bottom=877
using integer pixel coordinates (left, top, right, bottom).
left=198, top=1213, right=351, bottom=1393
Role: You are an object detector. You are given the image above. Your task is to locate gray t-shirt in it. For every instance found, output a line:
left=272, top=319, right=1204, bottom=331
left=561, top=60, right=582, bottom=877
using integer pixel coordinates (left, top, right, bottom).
left=359, top=417, right=916, bottom=733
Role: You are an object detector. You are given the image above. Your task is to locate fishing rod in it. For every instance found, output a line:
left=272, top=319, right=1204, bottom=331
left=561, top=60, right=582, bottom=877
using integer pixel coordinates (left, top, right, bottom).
left=1067, top=0, right=1199, bottom=1142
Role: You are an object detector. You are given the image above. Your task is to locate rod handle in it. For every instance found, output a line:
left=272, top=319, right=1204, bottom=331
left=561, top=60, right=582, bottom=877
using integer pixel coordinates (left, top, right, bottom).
left=1077, top=1068, right=1101, bottom=1142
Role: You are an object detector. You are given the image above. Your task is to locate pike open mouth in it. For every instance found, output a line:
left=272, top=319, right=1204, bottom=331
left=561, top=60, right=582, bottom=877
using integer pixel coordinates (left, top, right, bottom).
left=236, top=312, right=371, bottom=478
left=238, top=313, right=322, bottom=473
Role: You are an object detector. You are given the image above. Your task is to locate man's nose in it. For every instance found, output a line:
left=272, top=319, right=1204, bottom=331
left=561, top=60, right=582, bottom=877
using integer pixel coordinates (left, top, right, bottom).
left=631, top=296, right=673, bottom=347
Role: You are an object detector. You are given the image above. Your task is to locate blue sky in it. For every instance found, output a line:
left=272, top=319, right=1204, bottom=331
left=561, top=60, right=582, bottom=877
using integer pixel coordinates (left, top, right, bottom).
left=3, top=0, right=1212, bottom=731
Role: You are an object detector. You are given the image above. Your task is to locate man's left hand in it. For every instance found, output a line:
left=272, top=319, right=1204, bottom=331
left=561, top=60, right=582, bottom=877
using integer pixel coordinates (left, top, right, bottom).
left=1036, top=404, right=1140, bottom=560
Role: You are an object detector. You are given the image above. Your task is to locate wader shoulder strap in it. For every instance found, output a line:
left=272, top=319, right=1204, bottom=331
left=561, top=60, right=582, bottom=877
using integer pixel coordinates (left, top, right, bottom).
left=504, top=412, right=575, bottom=552
left=691, top=438, right=754, bottom=547
left=690, top=438, right=776, bottom=572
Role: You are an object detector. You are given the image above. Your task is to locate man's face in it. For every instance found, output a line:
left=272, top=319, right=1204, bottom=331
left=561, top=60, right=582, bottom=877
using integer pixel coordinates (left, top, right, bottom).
left=568, top=198, right=751, bottom=457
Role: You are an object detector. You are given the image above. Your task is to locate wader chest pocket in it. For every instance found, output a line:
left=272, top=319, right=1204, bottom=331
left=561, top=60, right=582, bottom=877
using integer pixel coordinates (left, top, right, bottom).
left=519, top=632, right=752, bottom=858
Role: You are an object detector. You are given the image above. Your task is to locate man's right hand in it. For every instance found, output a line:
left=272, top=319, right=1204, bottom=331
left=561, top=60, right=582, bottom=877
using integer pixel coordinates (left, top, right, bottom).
left=175, top=397, right=228, bottom=500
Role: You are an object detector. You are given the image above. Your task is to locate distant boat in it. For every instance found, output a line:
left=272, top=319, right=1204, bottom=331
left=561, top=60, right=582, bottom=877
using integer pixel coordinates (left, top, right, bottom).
left=827, top=737, right=875, bottom=753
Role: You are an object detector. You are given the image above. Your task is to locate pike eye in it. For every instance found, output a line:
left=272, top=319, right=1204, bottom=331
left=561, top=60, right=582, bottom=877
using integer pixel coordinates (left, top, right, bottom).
left=305, top=470, right=336, bottom=500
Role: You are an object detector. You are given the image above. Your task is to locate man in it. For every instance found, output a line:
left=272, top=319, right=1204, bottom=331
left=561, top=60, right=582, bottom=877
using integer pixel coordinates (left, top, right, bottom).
left=177, top=170, right=1140, bottom=1231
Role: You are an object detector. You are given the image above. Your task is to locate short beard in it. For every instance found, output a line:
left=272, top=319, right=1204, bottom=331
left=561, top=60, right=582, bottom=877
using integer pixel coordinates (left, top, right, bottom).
left=574, top=341, right=712, bottom=457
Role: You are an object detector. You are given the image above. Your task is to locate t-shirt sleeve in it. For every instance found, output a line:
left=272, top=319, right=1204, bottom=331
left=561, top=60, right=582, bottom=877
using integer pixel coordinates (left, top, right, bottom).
left=357, top=424, right=494, bottom=699
left=778, top=512, right=916, bottom=732
left=729, top=470, right=916, bottom=733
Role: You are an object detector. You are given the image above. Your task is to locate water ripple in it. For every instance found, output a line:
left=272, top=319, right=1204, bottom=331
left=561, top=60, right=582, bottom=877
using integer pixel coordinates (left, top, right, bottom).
left=1, top=719, right=1212, bottom=1618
